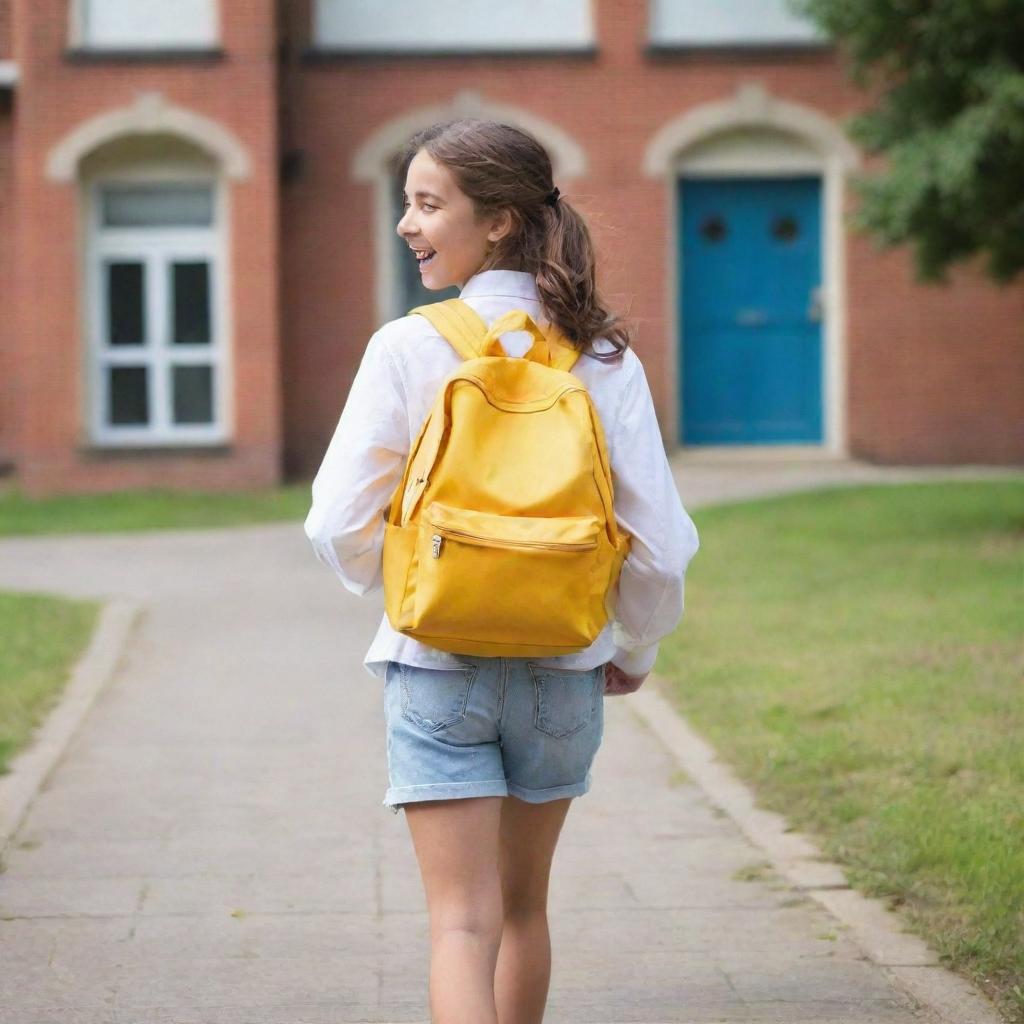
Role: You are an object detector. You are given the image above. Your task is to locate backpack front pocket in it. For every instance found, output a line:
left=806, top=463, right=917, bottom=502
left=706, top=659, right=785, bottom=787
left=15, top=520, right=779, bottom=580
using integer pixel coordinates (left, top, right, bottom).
left=413, top=502, right=603, bottom=650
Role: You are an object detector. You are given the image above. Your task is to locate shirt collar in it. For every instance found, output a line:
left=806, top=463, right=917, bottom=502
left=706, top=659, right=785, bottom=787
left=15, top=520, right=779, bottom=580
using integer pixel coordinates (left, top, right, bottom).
left=459, top=269, right=539, bottom=302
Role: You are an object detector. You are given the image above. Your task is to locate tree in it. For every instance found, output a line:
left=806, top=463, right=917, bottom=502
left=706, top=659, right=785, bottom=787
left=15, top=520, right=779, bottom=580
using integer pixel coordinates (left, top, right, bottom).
left=788, top=0, right=1024, bottom=284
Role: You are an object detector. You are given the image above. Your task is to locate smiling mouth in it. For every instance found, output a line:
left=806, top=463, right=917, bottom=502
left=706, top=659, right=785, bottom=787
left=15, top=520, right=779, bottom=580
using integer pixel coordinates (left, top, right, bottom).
left=411, top=247, right=437, bottom=267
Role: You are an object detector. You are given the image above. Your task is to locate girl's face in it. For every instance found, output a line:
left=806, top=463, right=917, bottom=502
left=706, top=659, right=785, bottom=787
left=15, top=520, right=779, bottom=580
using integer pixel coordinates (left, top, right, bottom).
left=397, top=148, right=512, bottom=291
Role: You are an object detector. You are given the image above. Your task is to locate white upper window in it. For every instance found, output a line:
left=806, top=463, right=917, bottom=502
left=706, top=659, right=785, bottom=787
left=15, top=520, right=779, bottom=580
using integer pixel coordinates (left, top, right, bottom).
left=649, top=0, right=825, bottom=47
left=314, top=0, right=594, bottom=52
left=79, top=0, right=218, bottom=49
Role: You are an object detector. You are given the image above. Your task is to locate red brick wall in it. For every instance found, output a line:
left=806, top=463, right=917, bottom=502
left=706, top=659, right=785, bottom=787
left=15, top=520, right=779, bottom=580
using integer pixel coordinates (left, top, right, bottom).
left=0, top=0, right=10, bottom=59
left=8, top=0, right=283, bottom=497
left=0, top=107, right=13, bottom=475
left=847, top=227, right=1024, bottom=464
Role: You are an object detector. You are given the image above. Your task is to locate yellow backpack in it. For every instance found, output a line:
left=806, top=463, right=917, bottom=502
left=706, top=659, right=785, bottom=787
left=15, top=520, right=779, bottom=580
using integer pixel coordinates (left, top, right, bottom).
left=382, top=298, right=631, bottom=657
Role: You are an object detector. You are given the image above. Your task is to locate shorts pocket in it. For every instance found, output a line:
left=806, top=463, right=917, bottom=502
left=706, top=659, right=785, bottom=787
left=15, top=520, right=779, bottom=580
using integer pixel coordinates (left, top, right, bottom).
left=398, top=663, right=479, bottom=733
left=527, top=663, right=603, bottom=739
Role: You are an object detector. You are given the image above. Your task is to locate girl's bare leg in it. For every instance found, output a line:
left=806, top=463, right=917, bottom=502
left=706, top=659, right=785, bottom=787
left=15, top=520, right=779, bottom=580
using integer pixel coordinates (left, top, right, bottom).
left=404, top=795, right=506, bottom=1023
left=494, top=795, right=574, bottom=1024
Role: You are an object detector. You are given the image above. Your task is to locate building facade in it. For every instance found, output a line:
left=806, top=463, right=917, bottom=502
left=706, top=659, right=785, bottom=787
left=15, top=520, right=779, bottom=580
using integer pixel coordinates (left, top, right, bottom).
left=1, top=0, right=1021, bottom=498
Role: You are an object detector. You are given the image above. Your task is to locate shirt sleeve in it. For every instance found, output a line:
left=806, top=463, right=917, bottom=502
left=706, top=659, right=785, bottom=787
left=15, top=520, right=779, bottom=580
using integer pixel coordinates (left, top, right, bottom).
left=303, top=328, right=409, bottom=596
left=607, top=354, right=700, bottom=676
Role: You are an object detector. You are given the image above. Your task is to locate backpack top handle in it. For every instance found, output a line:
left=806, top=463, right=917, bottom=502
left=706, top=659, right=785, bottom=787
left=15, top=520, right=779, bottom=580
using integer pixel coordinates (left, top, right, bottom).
left=481, top=309, right=551, bottom=365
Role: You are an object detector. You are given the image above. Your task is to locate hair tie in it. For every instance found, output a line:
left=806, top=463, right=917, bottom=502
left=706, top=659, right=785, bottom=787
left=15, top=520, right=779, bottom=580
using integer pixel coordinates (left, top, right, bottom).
left=544, top=187, right=560, bottom=207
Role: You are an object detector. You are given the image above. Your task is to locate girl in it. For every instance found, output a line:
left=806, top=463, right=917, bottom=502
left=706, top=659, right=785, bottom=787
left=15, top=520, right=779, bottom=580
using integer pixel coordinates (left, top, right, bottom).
left=304, top=118, right=699, bottom=1023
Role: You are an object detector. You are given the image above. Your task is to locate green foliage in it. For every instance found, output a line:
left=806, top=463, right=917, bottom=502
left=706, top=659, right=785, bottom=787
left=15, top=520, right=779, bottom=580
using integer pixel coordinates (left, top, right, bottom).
left=788, top=0, right=1024, bottom=283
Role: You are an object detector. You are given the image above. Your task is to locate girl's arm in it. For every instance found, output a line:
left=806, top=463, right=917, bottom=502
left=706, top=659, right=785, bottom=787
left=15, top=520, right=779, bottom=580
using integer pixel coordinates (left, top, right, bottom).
left=607, top=354, right=700, bottom=676
left=303, top=329, right=409, bottom=596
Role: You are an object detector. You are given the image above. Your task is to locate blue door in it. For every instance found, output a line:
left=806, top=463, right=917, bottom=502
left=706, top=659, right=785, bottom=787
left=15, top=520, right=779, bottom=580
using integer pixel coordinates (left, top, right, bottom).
left=680, top=176, right=823, bottom=444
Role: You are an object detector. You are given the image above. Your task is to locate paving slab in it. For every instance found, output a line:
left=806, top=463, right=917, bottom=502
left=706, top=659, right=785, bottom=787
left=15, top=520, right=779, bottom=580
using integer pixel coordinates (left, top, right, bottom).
left=0, top=457, right=1015, bottom=1022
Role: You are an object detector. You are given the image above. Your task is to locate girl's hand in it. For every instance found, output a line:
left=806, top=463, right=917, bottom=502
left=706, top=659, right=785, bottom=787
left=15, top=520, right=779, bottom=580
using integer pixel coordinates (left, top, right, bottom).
left=603, top=662, right=649, bottom=696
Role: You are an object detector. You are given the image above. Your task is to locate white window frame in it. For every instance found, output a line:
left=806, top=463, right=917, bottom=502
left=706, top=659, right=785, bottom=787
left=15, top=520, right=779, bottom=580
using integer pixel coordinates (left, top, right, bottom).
left=85, top=171, right=231, bottom=447
left=70, top=0, right=220, bottom=51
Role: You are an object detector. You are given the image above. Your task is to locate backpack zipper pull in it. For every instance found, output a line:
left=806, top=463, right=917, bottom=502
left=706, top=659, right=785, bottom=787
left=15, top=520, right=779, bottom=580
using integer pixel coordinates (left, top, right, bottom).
left=432, top=534, right=443, bottom=558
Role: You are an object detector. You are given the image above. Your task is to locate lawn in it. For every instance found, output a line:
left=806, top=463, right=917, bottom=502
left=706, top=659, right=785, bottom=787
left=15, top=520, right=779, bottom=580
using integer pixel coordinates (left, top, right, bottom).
left=0, top=483, right=312, bottom=535
left=0, top=591, right=101, bottom=778
left=657, top=480, right=1024, bottom=1022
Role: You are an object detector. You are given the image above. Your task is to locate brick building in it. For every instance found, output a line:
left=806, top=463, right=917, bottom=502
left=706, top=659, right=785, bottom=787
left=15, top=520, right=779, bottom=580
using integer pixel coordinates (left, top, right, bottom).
left=1, top=1, right=1021, bottom=498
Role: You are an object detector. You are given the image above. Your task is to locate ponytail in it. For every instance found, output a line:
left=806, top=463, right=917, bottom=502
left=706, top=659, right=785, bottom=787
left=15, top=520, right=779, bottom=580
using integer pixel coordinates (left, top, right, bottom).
left=536, top=196, right=631, bottom=362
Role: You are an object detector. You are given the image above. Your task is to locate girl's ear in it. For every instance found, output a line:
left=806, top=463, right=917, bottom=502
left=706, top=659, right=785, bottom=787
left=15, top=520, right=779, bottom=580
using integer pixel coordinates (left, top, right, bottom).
left=487, top=207, right=515, bottom=245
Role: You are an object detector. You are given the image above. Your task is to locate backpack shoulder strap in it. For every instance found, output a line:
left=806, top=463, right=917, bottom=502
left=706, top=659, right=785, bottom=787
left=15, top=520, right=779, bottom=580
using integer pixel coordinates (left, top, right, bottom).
left=407, top=298, right=491, bottom=361
left=408, top=297, right=582, bottom=373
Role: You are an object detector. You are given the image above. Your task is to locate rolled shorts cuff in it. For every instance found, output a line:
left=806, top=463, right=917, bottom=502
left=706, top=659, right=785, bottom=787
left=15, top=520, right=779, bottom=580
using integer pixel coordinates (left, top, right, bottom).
left=383, top=778, right=509, bottom=814
left=506, top=770, right=592, bottom=805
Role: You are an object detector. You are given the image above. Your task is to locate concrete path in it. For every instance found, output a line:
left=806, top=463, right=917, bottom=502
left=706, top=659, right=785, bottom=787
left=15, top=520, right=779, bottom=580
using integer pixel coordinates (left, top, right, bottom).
left=0, top=457, right=1016, bottom=1023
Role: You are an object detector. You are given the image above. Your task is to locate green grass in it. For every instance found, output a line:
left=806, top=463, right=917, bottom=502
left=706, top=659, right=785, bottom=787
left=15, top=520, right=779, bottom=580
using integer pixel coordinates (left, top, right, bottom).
left=0, top=483, right=312, bottom=535
left=658, top=480, right=1024, bottom=1021
left=0, top=591, right=102, bottom=777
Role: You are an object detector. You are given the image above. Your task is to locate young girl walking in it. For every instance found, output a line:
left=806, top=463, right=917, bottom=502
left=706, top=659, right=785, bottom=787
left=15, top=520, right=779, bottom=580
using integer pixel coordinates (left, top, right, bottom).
left=304, top=118, right=699, bottom=1023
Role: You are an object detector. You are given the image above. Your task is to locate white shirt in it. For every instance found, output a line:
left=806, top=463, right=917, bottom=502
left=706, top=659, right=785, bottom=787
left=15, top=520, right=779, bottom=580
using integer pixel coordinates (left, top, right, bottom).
left=304, top=269, right=700, bottom=679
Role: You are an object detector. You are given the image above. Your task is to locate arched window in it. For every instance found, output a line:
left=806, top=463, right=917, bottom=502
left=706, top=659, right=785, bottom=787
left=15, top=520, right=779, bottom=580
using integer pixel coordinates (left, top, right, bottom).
left=82, top=136, right=228, bottom=445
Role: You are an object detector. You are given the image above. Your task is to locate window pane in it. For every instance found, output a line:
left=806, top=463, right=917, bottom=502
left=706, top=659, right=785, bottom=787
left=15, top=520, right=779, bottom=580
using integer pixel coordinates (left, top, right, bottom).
left=649, top=0, right=825, bottom=45
left=102, top=184, right=213, bottom=228
left=107, top=261, right=145, bottom=346
left=315, top=0, right=592, bottom=51
left=771, top=214, right=800, bottom=243
left=172, top=365, right=214, bottom=424
left=172, top=262, right=211, bottom=345
left=84, top=0, right=216, bottom=48
left=699, top=215, right=728, bottom=244
left=108, top=366, right=149, bottom=425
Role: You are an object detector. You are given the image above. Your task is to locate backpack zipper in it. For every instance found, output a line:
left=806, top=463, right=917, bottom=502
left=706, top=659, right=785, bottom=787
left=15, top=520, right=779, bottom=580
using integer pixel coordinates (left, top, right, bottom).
left=431, top=526, right=597, bottom=557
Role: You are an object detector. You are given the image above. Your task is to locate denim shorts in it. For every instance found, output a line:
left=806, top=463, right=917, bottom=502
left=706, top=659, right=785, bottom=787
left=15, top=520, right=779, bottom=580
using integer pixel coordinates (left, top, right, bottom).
left=382, top=656, right=606, bottom=814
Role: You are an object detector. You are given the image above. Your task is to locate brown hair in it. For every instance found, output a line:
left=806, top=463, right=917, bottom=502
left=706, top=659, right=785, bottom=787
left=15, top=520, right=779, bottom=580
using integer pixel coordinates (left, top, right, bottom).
left=398, top=118, right=631, bottom=362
